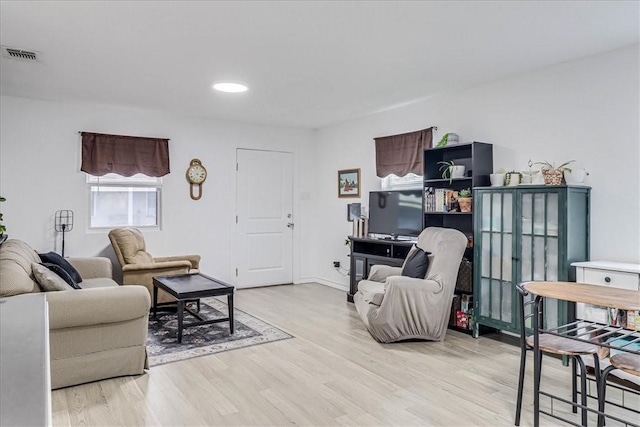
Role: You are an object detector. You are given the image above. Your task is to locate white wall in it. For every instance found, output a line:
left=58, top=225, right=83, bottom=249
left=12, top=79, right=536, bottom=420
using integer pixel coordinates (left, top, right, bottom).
left=310, top=45, right=640, bottom=289
left=2, top=45, right=638, bottom=291
left=0, top=96, right=316, bottom=284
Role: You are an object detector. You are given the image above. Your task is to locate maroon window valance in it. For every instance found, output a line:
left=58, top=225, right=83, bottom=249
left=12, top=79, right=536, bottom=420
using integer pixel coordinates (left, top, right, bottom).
left=374, top=127, right=434, bottom=178
left=81, top=132, right=170, bottom=177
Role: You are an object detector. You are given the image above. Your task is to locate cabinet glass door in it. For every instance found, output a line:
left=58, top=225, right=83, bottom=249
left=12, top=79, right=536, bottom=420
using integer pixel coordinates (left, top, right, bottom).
left=519, top=190, right=562, bottom=328
left=478, top=190, right=514, bottom=328
left=354, top=257, right=365, bottom=282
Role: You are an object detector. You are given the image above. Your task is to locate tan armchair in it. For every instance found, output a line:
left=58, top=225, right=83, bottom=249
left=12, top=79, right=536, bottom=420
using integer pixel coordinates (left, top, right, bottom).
left=354, top=227, right=467, bottom=343
left=108, top=228, right=200, bottom=306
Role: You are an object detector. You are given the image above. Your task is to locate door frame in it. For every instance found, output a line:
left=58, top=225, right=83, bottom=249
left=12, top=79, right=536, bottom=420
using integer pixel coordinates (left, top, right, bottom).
left=231, top=148, right=298, bottom=288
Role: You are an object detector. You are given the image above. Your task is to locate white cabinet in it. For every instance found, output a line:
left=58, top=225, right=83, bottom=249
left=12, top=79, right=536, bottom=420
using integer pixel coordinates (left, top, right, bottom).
left=0, top=294, right=51, bottom=427
left=572, top=261, right=640, bottom=386
left=572, top=261, right=640, bottom=324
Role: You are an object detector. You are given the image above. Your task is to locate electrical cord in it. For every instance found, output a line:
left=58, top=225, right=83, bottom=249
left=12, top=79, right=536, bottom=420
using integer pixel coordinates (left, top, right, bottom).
left=334, top=266, right=350, bottom=276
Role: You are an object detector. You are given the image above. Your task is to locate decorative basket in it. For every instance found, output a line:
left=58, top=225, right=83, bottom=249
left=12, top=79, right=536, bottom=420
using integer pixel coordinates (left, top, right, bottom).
left=455, top=258, right=473, bottom=293
left=542, top=168, right=565, bottom=185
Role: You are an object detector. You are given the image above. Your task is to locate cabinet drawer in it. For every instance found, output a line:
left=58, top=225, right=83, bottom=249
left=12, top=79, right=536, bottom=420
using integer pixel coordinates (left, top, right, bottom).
left=582, top=269, right=639, bottom=290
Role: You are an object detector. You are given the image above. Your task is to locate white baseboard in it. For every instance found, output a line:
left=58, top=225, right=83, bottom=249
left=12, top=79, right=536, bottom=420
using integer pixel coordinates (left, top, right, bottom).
left=297, top=277, right=348, bottom=292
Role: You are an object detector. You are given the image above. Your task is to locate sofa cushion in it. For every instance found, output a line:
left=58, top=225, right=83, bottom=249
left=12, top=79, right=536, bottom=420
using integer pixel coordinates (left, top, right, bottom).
left=39, top=251, right=83, bottom=283
left=0, top=239, right=40, bottom=297
left=31, top=262, right=74, bottom=291
left=80, top=277, right=119, bottom=289
left=401, top=246, right=430, bottom=278
left=42, top=263, right=81, bottom=289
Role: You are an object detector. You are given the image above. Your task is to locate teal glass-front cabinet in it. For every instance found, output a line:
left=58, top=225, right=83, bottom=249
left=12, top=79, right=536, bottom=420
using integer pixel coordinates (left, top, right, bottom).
left=472, top=185, right=590, bottom=337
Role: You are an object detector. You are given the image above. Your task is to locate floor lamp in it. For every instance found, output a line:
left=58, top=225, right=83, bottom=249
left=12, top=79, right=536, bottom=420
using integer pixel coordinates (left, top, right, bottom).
left=54, top=210, right=74, bottom=257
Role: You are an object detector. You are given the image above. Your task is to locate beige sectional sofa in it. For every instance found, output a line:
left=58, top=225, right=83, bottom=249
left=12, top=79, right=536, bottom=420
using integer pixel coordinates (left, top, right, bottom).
left=0, top=239, right=150, bottom=389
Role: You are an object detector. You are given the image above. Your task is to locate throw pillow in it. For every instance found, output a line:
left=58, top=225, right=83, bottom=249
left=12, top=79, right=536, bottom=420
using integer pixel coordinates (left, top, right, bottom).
left=31, top=262, right=74, bottom=291
left=401, top=246, right=430, bottom=278
left=41, top=263, right=81, bottom=289
left=38, top=251, right=83, bottom=283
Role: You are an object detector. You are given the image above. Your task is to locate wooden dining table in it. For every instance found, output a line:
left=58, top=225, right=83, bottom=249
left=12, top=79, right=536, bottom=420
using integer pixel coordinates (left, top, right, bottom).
left=522, top=281, right=640, bottom=427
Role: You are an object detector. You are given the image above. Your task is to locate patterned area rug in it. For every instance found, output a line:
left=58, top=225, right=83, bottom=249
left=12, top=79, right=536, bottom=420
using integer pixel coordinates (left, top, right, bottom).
left=147, top=297, right=293, bottom=366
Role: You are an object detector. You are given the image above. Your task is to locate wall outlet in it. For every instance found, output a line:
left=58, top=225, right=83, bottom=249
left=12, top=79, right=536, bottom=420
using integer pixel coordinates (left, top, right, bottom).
left=333, top=261, right=340, bottom=268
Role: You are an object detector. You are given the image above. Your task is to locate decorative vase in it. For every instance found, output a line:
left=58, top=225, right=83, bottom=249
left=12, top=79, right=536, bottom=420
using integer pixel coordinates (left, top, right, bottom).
left=522, top=170, right=539, bottom=185
left=542, top=169, right=564, bottom=185
left=564, top=169, right=587, bottom=185
left=490, top=173, right=505, bottom=186
left=446, top=133, right=459, bottom=145
left=450, top=165, right=466, bottom=179
left=458, top=197, right=472, bottom=213
left=505, top=172, right=521, bottom=186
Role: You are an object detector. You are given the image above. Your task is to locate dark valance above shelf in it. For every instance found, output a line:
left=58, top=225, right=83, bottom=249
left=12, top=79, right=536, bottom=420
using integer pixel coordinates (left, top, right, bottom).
left=374, top=127, right=434, bottom=178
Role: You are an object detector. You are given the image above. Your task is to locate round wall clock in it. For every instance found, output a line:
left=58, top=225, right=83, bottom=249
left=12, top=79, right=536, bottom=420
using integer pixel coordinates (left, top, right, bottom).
left=186, top=158, right=207, bottom=200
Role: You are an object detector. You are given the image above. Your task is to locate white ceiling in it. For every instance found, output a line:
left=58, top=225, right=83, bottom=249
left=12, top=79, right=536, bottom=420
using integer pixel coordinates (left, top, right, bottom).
left=1, top=1, right=638, bottom=129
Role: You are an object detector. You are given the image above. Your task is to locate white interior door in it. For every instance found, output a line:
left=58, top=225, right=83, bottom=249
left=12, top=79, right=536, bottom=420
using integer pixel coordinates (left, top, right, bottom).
left=236, top=149, right=293, bottom=288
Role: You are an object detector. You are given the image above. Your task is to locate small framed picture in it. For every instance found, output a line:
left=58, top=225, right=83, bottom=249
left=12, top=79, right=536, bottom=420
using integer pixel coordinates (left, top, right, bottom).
left=347, top=203, right=361, bottom=221
left=338, top=168, right=360, bottom=198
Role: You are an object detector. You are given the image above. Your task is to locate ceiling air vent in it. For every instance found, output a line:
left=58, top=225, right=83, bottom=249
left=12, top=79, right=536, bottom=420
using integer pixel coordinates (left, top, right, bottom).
left=2, top=47, right=38, bottom=62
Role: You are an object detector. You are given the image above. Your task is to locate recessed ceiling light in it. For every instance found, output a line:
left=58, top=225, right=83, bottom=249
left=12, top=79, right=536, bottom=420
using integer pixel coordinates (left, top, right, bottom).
left=212, top=82, right=248, bottom=93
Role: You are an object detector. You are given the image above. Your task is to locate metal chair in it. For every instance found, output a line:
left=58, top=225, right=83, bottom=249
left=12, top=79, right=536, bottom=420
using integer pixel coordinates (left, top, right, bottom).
left=515, top=282, right=601, bottom=426
left=597, top=353, right=640, bottom=427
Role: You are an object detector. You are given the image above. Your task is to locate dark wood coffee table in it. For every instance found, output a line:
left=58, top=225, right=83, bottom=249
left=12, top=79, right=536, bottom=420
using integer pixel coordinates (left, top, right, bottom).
left=152, top=273, right=235, bottom=343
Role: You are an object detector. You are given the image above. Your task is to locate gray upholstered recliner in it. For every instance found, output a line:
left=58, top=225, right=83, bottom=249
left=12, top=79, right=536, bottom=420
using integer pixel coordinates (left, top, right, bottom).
left=354, top=227, right=467, bottom=343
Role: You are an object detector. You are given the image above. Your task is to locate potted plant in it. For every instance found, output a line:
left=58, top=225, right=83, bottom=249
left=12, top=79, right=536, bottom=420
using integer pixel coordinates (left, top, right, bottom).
left=436, top=132, right=459, bottom=147
left=490, top=168, right=506, bottom=186
left=438, top=160, right=466, bottom=184
left=533, top=160, right=575, bottom=185
left=505, top=171, right=523, bottom=186
left=564, top=168, right=589, bottom=185
left=458, top=188, right=472, bottom=212
left=0, top=196, right=5, bottom=236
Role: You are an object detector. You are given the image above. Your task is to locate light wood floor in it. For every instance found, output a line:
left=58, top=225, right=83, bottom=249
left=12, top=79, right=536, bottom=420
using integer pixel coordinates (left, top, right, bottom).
left=51, top=283, right=634, bottom=426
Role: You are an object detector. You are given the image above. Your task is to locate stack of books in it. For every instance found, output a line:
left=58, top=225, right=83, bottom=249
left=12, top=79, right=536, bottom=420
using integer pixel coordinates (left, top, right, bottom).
left=424, top=187, right=459, bottom=212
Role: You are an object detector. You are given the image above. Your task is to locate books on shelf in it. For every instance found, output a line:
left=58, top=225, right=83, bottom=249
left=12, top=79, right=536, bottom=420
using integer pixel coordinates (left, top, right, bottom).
left=424, top=187, right=460, bottom=213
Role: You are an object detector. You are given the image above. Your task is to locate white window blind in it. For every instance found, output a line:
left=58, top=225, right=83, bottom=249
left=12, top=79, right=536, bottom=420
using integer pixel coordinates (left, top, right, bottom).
left=87, top=173, right=161, bottom=229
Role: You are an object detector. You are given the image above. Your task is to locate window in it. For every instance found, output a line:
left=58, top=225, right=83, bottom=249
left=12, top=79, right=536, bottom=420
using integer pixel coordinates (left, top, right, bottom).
left=381, top=173, right=423, bottom=190
left=87, top=173, right=161, bottom=228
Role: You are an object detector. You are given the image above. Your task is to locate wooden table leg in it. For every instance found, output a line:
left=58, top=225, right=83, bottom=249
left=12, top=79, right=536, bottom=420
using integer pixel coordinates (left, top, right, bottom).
left=177, top=300, right=184, bottom=343
left=228, top=293, right=234, bottom=334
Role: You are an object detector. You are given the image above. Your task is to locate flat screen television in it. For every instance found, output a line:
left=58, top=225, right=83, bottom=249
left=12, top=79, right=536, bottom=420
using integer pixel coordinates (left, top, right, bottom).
left=368, top=189, right=423, bottom=239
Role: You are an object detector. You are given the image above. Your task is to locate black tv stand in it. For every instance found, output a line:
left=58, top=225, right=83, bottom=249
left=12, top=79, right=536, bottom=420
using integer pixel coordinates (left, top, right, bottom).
left=377, top=235, right=416, bottom=242
left=347, top=237, right=414, bottom=302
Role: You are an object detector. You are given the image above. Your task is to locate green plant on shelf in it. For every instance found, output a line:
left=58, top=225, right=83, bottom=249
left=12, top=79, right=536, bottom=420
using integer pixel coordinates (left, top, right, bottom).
left=436, top=133, right=454, bottom=147
left=532, top=160, right=574, bottom=173
left=438, top=160, right=458, bottom=184
left=458, top=188, right=472, bottom=198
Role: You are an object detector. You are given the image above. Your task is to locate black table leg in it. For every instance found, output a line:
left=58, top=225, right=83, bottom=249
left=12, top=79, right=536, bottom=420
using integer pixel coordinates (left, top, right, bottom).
left=153, top=286, right=158, bottom=319
left=533, top=297, right=542, bottom=427
left=177, top=300, right=184, bottom=343
left=197, top=299, right=201, bottom=312
left=228, top=293, right=234, bottom=334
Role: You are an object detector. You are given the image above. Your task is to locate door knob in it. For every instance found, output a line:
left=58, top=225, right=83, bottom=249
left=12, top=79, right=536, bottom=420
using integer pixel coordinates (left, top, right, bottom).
left=287, top=222, right=295, bottom=229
